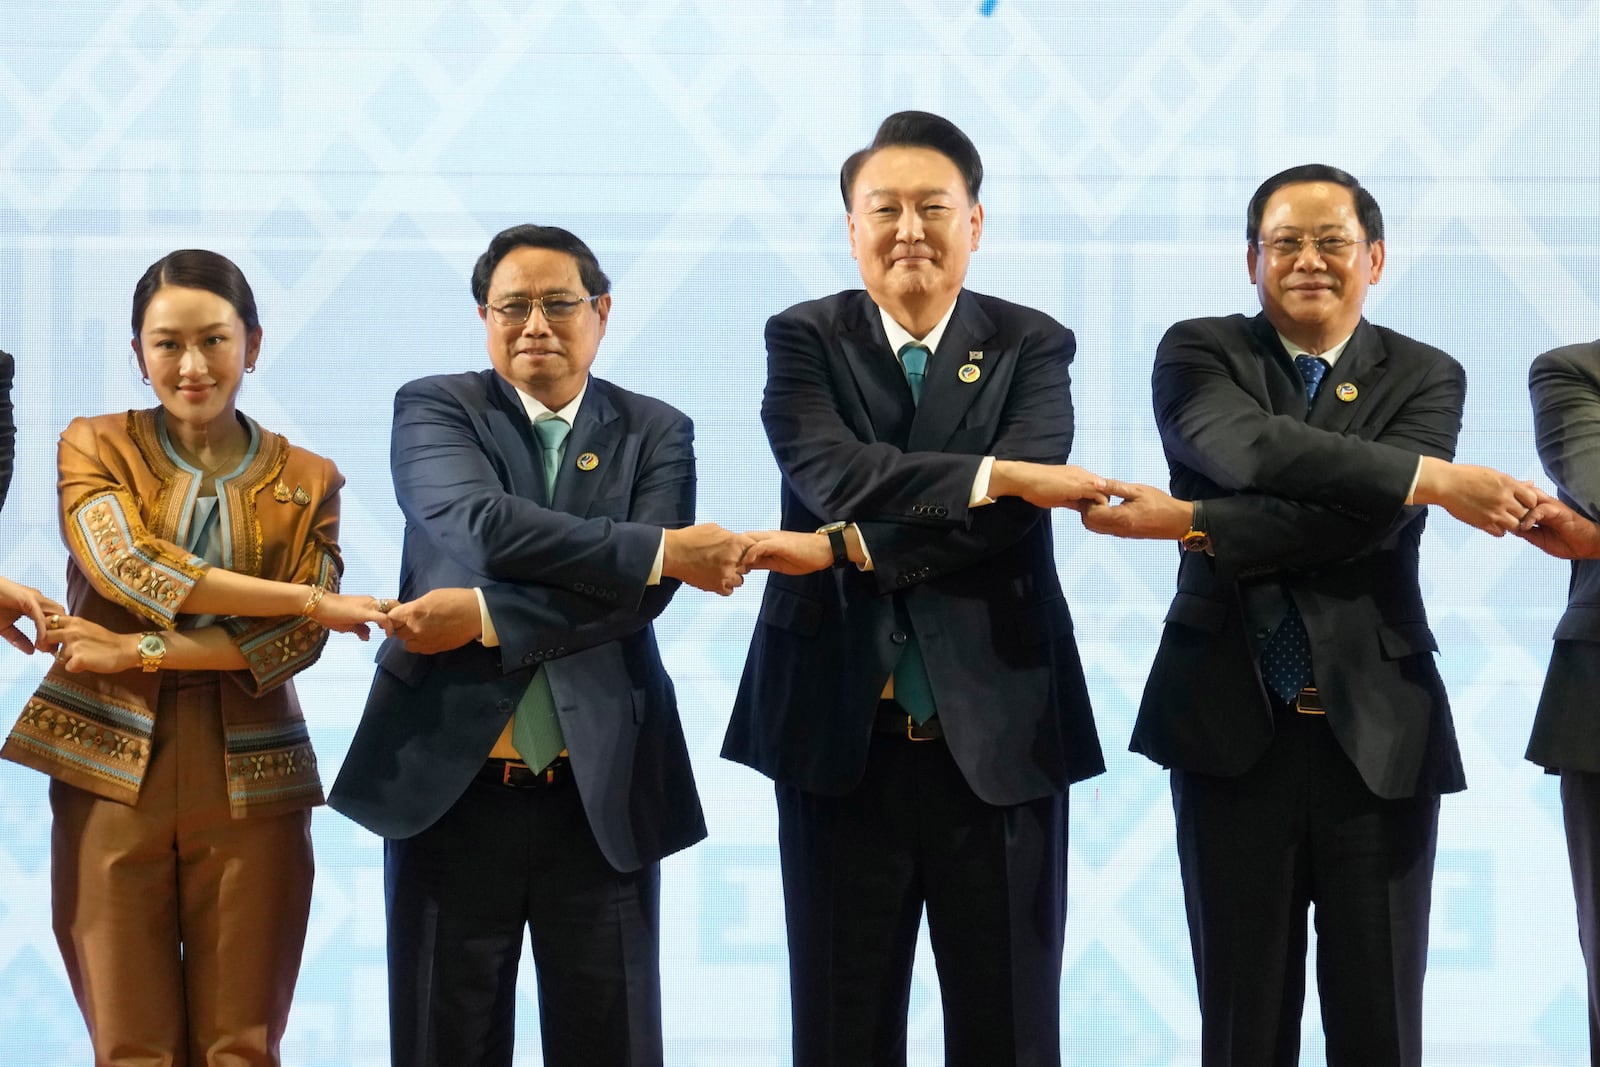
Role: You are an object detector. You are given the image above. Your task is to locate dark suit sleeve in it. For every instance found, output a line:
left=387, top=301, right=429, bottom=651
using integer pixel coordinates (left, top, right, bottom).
left=1154, top=318, right=1421, bottom=518
left=0, top=351, right=14, bottom=514
left=477, top=414, right=693, bottom=673
left=1199, top=345, right=1464, bottom=575
left=391, top=377, right=668, bottom=608
left=1531, top=344, right=1600, bottom=517
left=761, top=309, right=987, bottom=527
left=768, top=309, right=1075, bottom=590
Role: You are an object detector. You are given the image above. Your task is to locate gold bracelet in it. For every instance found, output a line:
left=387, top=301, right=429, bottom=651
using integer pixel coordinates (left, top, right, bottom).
left=300, top=584, right=326, bottom=618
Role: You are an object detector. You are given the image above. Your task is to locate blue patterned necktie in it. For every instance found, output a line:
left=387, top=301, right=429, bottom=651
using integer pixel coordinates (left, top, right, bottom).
left=891, top=342, right=937, bottom=723
left=1260, top=356, right=1330, bottom=703
left=898, top=342, right=930, bottom=405
left=512, top=416, right=571, bottom=769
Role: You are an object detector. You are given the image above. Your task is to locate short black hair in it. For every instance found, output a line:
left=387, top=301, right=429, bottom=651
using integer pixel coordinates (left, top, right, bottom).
left=470, top=224, right=611, bottom=306
left=1246, top=164, right=1384, bottom=245
left=838, top=110, right=983, bottom=209
left=132, top=249, right=261, bottom=337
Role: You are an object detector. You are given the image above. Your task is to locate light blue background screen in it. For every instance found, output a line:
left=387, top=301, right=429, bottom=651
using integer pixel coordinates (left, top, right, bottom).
left=2, top=2, right=1597, bottom=1064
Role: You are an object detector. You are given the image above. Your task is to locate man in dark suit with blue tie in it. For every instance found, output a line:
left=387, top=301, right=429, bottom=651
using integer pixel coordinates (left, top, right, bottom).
left=727, top=111, right=1112, bottom=1067
left=329, top=225, right=751, bottom=1067
left=1082, top=165, right=1537, bottom=1066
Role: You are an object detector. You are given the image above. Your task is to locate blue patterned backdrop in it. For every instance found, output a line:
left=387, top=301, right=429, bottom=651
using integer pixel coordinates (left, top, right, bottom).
left=2, top=1, right=1598, bottom=1063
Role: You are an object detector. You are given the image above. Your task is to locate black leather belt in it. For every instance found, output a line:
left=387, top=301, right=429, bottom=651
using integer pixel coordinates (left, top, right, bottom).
left=874, top=700, right=943, bottom=741
left=478, top=755, right=570, bottom=789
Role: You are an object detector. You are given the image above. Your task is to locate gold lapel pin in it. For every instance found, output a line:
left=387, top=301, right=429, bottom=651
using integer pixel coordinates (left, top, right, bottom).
left=1335, top=382, right=1358, bottom=403
left=273, top=481, right=291, bottom=503
left=292, top=486, right=312, bottom=506
left=958, top=364, right=981, bottom=384
left=575, top=452, right=599, bottom=472
left=968, top=350, right=983, bottom=361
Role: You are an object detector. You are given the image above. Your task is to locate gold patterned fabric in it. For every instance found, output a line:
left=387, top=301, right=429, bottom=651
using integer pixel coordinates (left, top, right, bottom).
left=2, top=409, right=346, bottom=818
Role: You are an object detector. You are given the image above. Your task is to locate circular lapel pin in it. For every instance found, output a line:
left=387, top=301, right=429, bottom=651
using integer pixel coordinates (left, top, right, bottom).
left=1335, top=382, right=1358, bottom=402
left=575, top=452, right=599, bottom=472
left=958, top=364, right=981, bottom=384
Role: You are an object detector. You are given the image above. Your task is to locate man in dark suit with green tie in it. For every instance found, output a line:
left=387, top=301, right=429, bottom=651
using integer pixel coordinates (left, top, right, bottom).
left=727, top=111, right=1111, bottom=1066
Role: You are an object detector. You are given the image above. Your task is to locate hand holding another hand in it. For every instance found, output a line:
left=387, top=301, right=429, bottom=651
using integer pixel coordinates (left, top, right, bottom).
left=989, top=461, right=1111, bottom=511
left=1415, top=458, right=1538, bottom=536
left=663, top=523, right=756, bottom=596
left=0, top=575, right=66, bottom=655
left=1080, top=481, right=1195, bottom=540
left=1514, top=488, right=1600, bottom=560
left=307, top=589, right=397, bottom=641
left=739, top=530, right=836, bottom=576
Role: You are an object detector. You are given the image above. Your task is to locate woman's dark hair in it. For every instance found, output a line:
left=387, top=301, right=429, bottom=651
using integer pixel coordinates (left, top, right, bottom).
left=131, top=249, right=261, bottom=337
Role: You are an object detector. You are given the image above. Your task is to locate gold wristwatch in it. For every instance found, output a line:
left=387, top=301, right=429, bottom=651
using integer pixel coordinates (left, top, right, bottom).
left=1179, top=499, right=1212, bottom=555
left=137, top=631, right=168, bottom=673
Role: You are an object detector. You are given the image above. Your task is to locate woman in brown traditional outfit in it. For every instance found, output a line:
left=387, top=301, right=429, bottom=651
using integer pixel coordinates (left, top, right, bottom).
left=2, top=249, right=392, bottom=1066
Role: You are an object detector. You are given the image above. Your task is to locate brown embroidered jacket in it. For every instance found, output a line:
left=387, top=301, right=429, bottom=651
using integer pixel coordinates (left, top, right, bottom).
left=2, top=409, right=344, bottom=818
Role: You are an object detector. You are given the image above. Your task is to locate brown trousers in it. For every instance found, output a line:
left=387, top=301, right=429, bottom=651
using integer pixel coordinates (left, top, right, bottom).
left=49, top=672, right=314, bottom=1067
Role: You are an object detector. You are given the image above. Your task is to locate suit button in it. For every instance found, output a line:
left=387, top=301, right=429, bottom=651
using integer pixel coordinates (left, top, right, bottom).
left=933, top=506, right=947, bottom=517
left=522, top=653, right=535, bottom=664
left=896, top=575, right=911, bottom=586
left=890, top=631, right=907, bottom=644
left=1255, top=629, right=1269, bottom=639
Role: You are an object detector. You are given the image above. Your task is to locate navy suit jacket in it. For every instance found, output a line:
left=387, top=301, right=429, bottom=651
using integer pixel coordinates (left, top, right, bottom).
left=1131, top=313, right=1467, bottom=800
left=329, top=370, right=707, bottom=872
left=1527, top=342, right=1600, bottom=771
left=723, top=289, right=1104, bottom=806
left=0, top=349, right=13, bottom=513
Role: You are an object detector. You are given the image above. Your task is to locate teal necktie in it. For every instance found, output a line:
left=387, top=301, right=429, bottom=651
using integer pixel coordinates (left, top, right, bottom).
left=898, top=342, right=930, bottom=405
left=892, top=342, right=937, bottom=724
left=511, top=416, right=571, bottom=770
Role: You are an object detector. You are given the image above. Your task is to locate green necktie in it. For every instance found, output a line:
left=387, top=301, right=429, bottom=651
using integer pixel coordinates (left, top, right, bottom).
left=898, top=342, right=930, bottom=405
left=511, top=416, right=571, bottom=770
left=891, top=342, right=937, bottom=724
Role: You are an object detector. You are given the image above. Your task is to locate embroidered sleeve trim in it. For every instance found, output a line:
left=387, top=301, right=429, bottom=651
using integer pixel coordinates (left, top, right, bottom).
left=224, top=547, right=340, bottom=695
left=64, top=487, right=208, bottom=626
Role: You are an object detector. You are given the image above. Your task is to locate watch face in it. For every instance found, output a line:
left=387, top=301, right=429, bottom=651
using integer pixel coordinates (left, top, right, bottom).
left=138, top=633, right=166, bottom=657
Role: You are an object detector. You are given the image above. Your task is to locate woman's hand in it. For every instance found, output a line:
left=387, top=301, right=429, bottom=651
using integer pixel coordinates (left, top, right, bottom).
left=307, top=590, right=396, bottom=641
left=44, top=616, right=140, bottom=674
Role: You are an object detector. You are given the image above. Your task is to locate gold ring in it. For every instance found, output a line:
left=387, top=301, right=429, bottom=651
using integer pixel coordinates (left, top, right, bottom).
left=47, top=614, right=61, bottom=629
left=375, top=598, right=392, bottom=613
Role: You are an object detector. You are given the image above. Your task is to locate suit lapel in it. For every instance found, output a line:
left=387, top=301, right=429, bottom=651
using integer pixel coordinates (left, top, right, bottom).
left=839, top=293, right=917, bottom=447
left=553, top=378, right=623, bottom=516
left=1247, top=313, right=1308, bottom=416
left=486, top=372, right=550, bottom=505
left=908, top=292, right=998, bottom=453
left=1311, top=318, right=1388, bottom=434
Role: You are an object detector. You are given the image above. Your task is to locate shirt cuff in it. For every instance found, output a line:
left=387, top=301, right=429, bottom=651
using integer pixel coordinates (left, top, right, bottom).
left=1404, top=457, right=1423, bottom=506
left=971, top=456, right=996, bottom=507
left=475, top=587, right=499, bottom=648
left=854, top=523, right=874, bottom=572
left=648, top=531, right=665, bottom=586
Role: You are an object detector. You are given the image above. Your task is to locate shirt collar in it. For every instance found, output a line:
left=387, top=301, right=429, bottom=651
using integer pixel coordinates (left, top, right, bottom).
left=878, top=296, right=960, bottom=358
left=512, top=379, right=587, bottom=427
left=1276, top=330, right=1354, bottom=368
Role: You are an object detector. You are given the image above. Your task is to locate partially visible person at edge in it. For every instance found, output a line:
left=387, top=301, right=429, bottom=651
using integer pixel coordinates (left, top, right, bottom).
left=0, top=345, right=67, bottom=650
left=1, top=248, right=393, bottom=1067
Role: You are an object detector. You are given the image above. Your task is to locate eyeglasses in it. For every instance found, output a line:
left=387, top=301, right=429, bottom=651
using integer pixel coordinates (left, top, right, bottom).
left=485, top=293, right=601, bottom=326
left=1257, top=235, right=1370, bottom=259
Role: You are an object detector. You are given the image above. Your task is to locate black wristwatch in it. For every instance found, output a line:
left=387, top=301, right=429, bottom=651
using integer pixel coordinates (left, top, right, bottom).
left=1179, top=499, right=1212, bottom=554
left=816, top=521, right=850, bottom=567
